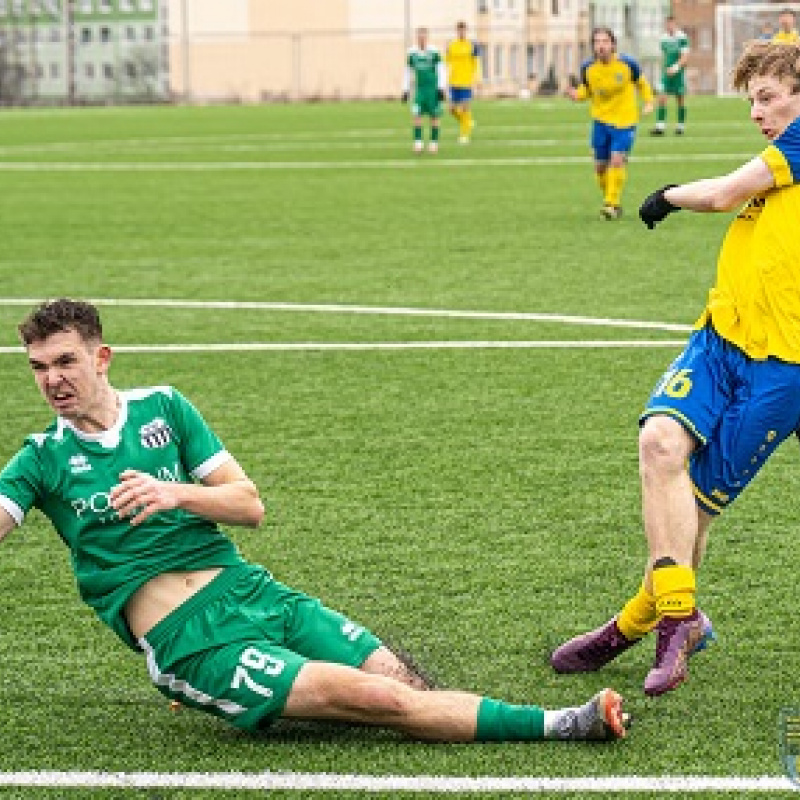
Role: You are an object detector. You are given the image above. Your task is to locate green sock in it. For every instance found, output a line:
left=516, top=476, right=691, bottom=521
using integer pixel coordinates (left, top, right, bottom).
left=476, top=697, right=545, bottom=741
left=431, top=126, right=439, bottom=142
left=656, top=106, right=666, bottom=123
left=413, top=126, right=422, bottom=142
left=678, top=106, right=686, bottom=124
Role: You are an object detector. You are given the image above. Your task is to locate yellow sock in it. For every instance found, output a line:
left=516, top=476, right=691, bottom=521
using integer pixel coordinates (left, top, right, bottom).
left=604, top=165, right=626, bottom=207
left=595, top=171, right=607, bottom=196
left=652, top=564, right=696, bottom=618
left=617, top=582, right=658, bottom=639
left=460, top=110, right=472, bottom=137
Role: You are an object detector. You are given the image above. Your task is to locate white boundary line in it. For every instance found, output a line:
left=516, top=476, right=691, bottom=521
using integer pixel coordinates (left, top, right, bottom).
left=0, top=298, right=693, bottom=333
left=0, top=153, right=754, bottom=170
left=0, top=341, right=686, bottom=354
left=0, top=771, right=792, bottom=792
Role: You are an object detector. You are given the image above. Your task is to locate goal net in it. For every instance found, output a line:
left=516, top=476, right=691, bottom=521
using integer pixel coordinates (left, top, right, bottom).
left=715, top=2, right=800, bottom=95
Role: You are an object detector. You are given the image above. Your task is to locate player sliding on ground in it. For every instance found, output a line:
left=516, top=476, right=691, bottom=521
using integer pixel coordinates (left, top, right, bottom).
left=552, top=41, right=800, bottom=697
left=0, top=298, right=629, bottom=743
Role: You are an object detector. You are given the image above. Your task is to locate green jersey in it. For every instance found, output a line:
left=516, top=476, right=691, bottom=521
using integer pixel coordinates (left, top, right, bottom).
left=407, top=47, right=443, bottom=95
left=660, top=29, right=689, bottom=74
left=0, top=386, right=246, bottom=651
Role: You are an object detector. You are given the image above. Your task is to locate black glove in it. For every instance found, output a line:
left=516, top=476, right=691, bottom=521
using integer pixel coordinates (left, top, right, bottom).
left=437, top=89, right=446, bottom=101
left=401, top=92, right=409, bottom=103
left=639, top=185, right=680, bottom=229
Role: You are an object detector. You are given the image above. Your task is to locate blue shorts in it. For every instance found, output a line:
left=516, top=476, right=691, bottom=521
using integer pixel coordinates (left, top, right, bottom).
left=640, top=324, right=800, bottom=515
left=450, top=87, right=472, bottom=104
left=591, top=121, right=636, bottom=162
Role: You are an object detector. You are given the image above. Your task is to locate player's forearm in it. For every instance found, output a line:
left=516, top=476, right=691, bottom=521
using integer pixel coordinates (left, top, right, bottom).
left=174, top=479, right=264, bottom=528
left=664, top=178, right=744, bottom=213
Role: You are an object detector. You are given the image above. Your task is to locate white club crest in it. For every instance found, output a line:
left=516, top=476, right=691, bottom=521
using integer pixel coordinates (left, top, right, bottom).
left=139, top=418, right=172, bottom=449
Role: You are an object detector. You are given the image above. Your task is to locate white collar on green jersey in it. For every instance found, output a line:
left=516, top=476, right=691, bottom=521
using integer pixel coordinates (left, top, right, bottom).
left=56, top=391, right=128, bottom=449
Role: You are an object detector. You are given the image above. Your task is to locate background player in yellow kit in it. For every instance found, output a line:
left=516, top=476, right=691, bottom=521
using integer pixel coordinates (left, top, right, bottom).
left=567, top=27, right=654, bottom=219
left=446, top=21, right=481, bottom=144
left=773, top=8, right=800, bottom=43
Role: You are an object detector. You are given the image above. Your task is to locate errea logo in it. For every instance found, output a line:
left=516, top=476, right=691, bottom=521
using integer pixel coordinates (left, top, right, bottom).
left=140, top=418, right=172, bottom=449
left=69, top=454, right=92, bottom=475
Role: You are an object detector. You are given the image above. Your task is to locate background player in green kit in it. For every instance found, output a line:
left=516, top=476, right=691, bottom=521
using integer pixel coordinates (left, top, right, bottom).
left=402, top=27, right=447, bottom=153
left=0, top=298, right=630, bottom=743
left=651, top=16, right=690, bottom=136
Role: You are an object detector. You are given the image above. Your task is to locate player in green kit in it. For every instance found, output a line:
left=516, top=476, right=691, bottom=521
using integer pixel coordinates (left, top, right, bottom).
left=0, top=298, right=631, bottom=742
left=402, top=26, right=447, bottom=153
left=651, top=16, right=690, bottom=136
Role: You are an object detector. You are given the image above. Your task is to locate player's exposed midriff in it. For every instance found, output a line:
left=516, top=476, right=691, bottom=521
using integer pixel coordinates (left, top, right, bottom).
left=124, top=567, right=223, bottom=639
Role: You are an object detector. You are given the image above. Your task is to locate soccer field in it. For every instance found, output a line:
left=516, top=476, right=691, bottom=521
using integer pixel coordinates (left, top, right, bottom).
left=1, top=96, right=799, bottom=798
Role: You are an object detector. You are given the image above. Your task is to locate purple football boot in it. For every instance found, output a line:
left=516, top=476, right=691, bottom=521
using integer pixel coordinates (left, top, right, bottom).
left=643, top=609, right=715, bottom=697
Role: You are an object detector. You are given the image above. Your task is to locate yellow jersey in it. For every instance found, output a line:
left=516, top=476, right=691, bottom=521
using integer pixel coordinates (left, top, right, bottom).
left=574, top=55, right=653, bottom=127
left=773, top=29, right=800, bottom=43
left=696, top=117, right=800, bottom=362
left=446, top=38, right=480, bottom=88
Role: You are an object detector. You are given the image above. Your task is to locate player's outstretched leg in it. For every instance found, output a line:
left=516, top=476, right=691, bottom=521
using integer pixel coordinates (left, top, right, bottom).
left=551, top=616, right=643, bottom=673
left=546, top=688, right=629, bottom=740
left=643, top=609, right=714, bottom=697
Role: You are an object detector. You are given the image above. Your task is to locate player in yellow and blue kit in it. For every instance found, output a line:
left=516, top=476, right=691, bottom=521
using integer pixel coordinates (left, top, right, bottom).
left=552, top=41, right=800, bottom=698
left=567, top=27, right=654, bottom=219
left=446, top=20, right=481, bottom=144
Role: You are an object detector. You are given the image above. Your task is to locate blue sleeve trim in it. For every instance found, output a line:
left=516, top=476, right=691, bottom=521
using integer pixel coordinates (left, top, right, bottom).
left=774, top=116, right=800, bottom=181
left=620, top=54, right=641, bottom=81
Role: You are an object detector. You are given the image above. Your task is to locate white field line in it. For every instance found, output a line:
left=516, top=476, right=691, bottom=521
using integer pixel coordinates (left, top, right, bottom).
left=0, top=130, right=757, bottom=156
left=0, top=153, right=755, bottom=170
left=0, top=341, right=686, bottom=355
left=0, top=771, right=792, bottom=792
left=0, top=297, right=694, bottom=333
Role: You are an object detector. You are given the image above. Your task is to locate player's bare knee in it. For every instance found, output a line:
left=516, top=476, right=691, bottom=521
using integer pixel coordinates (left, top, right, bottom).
left=639, top=417, right=691, bottom=476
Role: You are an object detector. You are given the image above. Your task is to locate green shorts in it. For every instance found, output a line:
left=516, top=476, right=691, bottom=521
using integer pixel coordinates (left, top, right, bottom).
left=138, top=564, right=382, bottom=731
left=659, top=72, right=686, bottom=96
left=412, top=89, right=442, bottom=118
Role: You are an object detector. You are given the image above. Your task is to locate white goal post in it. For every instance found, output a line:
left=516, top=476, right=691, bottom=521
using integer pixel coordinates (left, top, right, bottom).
left=715, top=2, right=800, bottom=95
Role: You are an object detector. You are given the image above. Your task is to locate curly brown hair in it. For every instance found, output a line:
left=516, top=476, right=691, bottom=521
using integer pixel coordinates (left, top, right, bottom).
left=733, top=40, right=800, bottom=92
left=18, top=299, right=103, bottom=346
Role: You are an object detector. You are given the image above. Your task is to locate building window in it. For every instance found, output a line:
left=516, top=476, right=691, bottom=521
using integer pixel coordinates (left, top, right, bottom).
left=80, top=27, right=91, bottom=43
left=120, top=0, right=133, bottom=9
left=551, top=0, right=558, bottom=15
left=100, top=26, right=111, bottom=42
left=139, top=0, right=153, bottom=10
left=49, top=26, right=60, bottom=41
left=79, top=0, right=93, bottom=12
left=50, top=62, right=59, bottom=78
left=103, top=63, right=114, bottom=79
left=509, top=43, right=518, bottom=80
left=0, top=0, right=7, bottom=16
left=477, top=0, right=488, bottom=12
left=125, top=25, right=135, bottom=40
left=85, top=62, right=95, bottom=78
left=99, top=0, right=111, bottom=12
left=143, top=25, right=154, bottom=40
left=494, top=44, right=503, bottom=78
left=124, top=61, right=136, bottom=78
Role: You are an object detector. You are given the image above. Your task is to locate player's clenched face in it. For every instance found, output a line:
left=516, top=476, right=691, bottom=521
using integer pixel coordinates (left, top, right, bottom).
left=748, top=74, right=800, bottom=141
left=27, top=328, right=112, bottom=424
